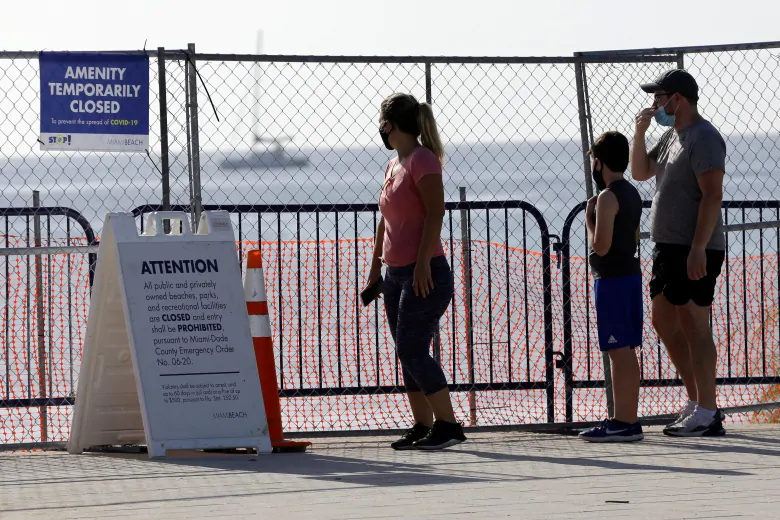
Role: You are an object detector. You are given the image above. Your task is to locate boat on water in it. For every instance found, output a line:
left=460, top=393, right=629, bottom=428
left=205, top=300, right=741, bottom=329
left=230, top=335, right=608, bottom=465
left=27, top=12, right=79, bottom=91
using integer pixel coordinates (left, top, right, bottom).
left=220, top=135, right=309, bottom=170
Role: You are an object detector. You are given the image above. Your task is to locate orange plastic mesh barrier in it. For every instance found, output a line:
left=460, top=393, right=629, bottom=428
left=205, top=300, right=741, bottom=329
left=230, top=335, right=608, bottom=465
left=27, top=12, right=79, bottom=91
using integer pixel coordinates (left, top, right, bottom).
left=1, top=238, right=777, bottom=444
left=0, top=236, right=90, bottom=444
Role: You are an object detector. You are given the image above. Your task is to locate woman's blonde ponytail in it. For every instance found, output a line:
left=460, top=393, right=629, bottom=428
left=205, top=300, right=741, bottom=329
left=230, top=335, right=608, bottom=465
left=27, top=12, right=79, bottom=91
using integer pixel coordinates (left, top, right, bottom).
left=417, top=102, right=444, bottom=166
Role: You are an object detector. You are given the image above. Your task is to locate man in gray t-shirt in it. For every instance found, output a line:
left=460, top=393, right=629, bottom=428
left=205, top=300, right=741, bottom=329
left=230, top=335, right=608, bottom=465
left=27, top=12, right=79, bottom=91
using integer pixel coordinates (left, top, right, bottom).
left=632, top=69, right=726, bottom=438
left=649, top=122, right=727, bottom=251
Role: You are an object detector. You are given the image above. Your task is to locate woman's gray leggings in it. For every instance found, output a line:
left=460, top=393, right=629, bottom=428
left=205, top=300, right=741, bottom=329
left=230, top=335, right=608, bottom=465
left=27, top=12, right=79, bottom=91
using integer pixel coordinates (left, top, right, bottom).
left=383, top=255, right=453, bottom=395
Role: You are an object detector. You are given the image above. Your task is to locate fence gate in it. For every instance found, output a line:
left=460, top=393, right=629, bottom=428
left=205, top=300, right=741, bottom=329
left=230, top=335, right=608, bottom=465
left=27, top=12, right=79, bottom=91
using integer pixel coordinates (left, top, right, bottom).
left=0, top=207, right=97, bottom=448
left=135, top=201, right=556, bottom=431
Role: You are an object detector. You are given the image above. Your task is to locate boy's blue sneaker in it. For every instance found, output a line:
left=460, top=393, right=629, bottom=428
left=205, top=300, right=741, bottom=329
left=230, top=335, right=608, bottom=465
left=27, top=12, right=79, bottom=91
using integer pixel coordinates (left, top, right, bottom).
left=579, top=419, right=644, bottom=443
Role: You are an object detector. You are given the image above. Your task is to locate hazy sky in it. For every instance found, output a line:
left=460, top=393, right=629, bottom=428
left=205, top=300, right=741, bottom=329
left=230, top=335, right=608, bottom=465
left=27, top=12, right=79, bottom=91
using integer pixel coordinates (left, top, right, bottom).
left=3, top=0, right=780, bottom=56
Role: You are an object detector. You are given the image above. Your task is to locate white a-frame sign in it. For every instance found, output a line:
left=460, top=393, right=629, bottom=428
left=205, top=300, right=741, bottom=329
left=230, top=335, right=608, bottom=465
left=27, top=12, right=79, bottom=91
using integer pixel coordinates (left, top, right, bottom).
left=68, top=211, right=272, bottom=458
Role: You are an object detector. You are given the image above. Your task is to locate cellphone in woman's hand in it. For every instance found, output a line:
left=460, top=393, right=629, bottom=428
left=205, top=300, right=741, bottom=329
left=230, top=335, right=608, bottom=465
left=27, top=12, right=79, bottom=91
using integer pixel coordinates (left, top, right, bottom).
left=360, top=277, right=384, bottom=307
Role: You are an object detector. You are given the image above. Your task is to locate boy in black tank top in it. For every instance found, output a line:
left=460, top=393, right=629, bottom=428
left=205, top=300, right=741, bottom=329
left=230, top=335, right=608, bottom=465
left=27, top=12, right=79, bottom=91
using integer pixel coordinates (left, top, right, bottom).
left=580, top=132, right=645, bottom=443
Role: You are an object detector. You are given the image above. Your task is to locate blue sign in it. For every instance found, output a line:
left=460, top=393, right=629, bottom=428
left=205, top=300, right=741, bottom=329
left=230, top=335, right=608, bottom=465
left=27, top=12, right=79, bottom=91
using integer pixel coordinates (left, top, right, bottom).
left=39, top=52, right=149, bottom=152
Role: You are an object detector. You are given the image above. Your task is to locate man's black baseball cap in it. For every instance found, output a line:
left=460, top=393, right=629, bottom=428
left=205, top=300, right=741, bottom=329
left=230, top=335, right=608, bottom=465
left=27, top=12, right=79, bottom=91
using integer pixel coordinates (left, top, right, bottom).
left=640, top=69, right=699, bottom=101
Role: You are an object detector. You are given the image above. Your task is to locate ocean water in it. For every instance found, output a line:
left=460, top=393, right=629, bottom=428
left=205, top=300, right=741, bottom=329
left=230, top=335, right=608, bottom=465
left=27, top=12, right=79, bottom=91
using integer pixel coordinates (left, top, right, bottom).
left=2, top=134, right=779, bottom=242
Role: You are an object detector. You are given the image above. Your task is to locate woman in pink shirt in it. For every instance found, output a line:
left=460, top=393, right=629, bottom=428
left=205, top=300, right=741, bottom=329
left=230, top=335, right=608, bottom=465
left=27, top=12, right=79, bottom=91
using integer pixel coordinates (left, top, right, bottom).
left=364, top=92, right=465, bottom=450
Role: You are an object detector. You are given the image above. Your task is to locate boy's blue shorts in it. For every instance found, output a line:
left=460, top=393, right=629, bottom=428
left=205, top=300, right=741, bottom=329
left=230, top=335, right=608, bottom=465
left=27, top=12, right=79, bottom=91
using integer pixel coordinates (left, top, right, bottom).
left=594, top=274, right=643, bottom=351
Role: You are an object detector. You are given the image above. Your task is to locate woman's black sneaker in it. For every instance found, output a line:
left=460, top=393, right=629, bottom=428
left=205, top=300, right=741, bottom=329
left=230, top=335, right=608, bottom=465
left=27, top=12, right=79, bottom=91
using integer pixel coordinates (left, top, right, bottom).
left=391, top=423, right=431, bottom=450
left=413, top=420, right=467, bottom=450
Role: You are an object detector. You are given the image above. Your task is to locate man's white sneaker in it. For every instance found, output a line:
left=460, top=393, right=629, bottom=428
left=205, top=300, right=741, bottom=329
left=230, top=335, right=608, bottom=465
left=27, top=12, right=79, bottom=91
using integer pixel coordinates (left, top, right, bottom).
left=666, top=399, right=698, bottom=428
left=663, top=406, right=726, bottom=437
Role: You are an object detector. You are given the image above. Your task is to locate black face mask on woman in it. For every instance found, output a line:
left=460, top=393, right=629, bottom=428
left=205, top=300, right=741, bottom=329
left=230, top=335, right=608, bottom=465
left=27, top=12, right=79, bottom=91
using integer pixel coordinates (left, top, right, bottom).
left=379, top=125, right=392, bottom=150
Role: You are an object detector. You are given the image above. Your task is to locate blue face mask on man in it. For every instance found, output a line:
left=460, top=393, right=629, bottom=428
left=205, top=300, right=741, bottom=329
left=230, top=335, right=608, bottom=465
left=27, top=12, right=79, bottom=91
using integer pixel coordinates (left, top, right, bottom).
left=654, top=96, right=677, bottom=127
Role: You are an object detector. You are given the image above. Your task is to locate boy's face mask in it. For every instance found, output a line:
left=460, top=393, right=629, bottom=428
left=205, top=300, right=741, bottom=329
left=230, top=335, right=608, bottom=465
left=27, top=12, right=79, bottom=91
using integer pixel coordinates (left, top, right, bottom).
left=592, top=158, right=606, bottom=191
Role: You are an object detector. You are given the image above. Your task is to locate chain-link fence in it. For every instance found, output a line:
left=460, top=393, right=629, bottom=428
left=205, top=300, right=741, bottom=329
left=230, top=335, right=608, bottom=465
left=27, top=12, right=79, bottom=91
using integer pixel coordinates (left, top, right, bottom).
left=1, top=42, right=779, bottom=449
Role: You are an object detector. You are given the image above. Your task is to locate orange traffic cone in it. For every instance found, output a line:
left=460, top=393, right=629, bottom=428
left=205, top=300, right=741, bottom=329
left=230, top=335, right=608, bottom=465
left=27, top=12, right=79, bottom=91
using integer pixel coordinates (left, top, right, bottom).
left=245, top=250, right=311, bottom=453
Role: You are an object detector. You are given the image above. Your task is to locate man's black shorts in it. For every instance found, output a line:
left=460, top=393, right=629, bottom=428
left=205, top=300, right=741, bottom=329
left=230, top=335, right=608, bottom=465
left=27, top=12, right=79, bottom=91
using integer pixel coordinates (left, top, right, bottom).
left=649, top=243, right=725, bottom=307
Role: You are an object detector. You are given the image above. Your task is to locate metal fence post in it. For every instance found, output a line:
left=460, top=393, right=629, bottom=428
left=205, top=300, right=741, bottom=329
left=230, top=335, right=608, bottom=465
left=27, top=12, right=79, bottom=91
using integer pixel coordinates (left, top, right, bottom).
left=425, top=62, right=432, bottom=104
left=560, top=207, right=577, bottom=424
left=186, top=43, right=203, bottom=231
left=677, top=52, right=685, bottom=70
left=459, top=187, right=477, bottom=426
left=574, top=57, right=594, bottom=200
left=425, top=62, right=443, bottom=365
left=157, top=47, right=171, bottom=234
left=33, top=191, right=48, bottom=442
left=575, top=56, right=615, bottom=420
left=184, top=55, right=194, bottom=228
